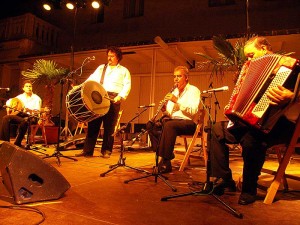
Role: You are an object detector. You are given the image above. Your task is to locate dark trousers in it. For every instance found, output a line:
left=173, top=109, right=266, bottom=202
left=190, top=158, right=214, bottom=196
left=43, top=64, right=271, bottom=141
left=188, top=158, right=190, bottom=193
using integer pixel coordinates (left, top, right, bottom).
left=0, top=114, right=29, bottom=145
left=148, top=119, right=196, bottom=160
left=210, top=116, right=295, bottom=195
left=83, top=102, right=121, bottom=155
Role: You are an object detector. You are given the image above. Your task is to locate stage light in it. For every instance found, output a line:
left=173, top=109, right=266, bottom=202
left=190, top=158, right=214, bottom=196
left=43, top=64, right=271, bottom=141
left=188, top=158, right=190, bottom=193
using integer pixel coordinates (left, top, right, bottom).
left=66, top=1, right=75, bottom=10
left=43, top=0, right=101, bottom=11
left=43, top=0, right=53, bottom=11
left=91, top=0, right=100, bottom=9
left=43, top=3, right=52, bottom=11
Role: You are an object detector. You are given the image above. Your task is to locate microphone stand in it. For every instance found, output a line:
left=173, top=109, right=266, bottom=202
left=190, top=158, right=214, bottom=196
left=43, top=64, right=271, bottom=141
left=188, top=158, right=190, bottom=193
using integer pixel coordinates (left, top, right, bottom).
left=43, top=57, right=94, bottom=165
left=43, top=79, right=78, bottom=166
left=100, top=106, right=151, bottom=177
left=61, top=57, right=94, bottom=141
left=213, top=91, right=220, bottom=123
left=160, top=92, right=243, bottom=218
left=123, top=118, right=177, bottom=192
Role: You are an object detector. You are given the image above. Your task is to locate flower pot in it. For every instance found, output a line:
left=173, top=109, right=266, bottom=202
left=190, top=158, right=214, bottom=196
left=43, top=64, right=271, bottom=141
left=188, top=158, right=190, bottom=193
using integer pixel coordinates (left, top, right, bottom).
left=44, top=126, right=59, bottom=144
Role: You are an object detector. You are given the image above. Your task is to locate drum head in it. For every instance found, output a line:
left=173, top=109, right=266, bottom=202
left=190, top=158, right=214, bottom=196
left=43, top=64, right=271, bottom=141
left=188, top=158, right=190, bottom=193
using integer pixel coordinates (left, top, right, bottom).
left=81, top=81, right=110, bottom=117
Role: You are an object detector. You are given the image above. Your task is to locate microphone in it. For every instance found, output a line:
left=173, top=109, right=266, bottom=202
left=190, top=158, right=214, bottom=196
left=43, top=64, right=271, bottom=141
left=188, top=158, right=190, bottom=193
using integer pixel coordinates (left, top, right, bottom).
left=202, top=86, right=229, bottom=94
left=138, top=103, right=155, bottom=108
left=89, top=56, right=96, bottom=61
left=0, top=88, right=10, bottom=91
left=66, top=78, right=75, bottom=83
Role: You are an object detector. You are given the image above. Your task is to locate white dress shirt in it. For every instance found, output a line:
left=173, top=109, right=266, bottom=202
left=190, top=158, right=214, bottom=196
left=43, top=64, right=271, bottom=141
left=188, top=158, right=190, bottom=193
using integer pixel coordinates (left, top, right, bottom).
left=166, top=83, right=201, bottom=122
left=86, top=63, right=131, bottom=100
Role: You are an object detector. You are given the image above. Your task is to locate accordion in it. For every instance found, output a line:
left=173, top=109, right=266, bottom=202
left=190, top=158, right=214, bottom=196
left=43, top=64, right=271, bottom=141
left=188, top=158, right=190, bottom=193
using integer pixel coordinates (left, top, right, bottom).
left=225, top=54, right=300, bottom=133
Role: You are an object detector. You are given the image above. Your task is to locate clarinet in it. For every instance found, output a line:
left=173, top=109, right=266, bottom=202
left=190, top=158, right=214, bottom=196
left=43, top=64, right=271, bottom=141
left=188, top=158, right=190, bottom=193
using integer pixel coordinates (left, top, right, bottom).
left=150, top=84, right=177, bottom=122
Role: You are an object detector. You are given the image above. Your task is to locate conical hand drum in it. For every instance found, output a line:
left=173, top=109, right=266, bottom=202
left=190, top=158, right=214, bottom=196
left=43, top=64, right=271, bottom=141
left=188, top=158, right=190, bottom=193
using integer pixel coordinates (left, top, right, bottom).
left=66, top=81, right=110, bottom=123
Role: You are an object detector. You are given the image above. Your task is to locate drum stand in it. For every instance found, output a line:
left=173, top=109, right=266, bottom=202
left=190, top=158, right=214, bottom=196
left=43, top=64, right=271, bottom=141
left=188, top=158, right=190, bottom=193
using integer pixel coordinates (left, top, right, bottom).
left=160, top=93, right=243, bottom=218
left=43, top=79, right=78, bottom=166
left=100, top=107, right=151, bottom=177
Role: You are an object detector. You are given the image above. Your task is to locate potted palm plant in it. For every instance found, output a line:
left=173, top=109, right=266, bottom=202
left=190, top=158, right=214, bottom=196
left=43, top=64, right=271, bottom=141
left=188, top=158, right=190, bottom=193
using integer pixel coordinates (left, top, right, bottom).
left=195, top=35, right=249, bottom=82
left=21, top=59, right=68, bottom=143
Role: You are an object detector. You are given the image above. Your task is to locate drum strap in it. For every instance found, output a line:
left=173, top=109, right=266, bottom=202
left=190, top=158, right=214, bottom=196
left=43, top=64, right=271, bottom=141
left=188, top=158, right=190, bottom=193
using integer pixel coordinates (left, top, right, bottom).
left=100, top=64, right=108, bottom=85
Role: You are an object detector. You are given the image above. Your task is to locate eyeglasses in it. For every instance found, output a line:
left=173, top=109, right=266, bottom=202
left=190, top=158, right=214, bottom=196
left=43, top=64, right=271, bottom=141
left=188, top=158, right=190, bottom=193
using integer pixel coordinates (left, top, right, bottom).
left=173, top=74, right=183, bottom=78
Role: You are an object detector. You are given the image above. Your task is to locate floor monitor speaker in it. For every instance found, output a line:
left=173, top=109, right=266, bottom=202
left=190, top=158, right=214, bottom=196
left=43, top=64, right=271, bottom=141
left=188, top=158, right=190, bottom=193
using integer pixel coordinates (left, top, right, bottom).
left=0, top=142, right=70, bottom=204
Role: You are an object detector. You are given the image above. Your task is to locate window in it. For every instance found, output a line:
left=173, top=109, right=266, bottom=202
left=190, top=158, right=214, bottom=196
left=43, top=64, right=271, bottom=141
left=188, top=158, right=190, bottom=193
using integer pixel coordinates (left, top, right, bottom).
left=123, top=0, right=144, bottom=18
left=97, top=6, right=105, bottom=23
left=208, top=0, right=236, bottom=7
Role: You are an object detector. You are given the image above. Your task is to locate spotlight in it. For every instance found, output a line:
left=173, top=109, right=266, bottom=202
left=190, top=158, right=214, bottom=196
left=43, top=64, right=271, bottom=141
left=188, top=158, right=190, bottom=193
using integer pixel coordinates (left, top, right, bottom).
left=91, top=0, right=100, bottom=9
left=43, top=0, right=53, bottom=11
left=43, top=3, right=52, bottom=11
left=66, top=1, right=75, bottom=10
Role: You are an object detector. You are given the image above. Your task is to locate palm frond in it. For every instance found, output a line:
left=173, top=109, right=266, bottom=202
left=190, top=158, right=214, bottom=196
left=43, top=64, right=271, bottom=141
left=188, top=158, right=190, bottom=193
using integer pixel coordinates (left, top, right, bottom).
left=212, top=36, right=235, bottom=63
left=195, top=35, right=250, bottom=80
left=21, top=59, right=68, bottom=85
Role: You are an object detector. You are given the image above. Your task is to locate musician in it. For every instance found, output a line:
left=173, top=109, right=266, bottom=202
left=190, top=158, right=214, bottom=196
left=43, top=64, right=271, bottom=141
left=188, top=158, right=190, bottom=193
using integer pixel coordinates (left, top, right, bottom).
left=209, top=36, right=300, bottom=205
left=147, top=66, right=201, bottom=173
left=75, top=46, right=131, bottom=158
left=0, top=80, right=42, bottom=147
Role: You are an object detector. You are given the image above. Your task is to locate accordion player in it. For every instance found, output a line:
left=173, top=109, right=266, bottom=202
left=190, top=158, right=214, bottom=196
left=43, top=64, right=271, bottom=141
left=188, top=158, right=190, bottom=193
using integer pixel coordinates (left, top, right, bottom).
left=225, top=53, right=300, bottom=133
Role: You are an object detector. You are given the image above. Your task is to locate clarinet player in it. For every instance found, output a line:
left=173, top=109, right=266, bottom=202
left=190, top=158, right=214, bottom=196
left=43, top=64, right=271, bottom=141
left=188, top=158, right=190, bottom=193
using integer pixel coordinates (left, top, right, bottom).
left=147, top=66, right=201, bottom=173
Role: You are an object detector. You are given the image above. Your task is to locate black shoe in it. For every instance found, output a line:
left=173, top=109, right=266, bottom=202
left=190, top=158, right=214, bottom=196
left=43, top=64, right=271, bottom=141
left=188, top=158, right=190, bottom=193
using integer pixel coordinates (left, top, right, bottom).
left=213, top=178, right=236, bottom=196
left=238, top=193, right=256, bottom=205
left=158, top=158, right=172, bottom=174
left=100, top=150, right=112, bottom=158
left=14, top=142, right=25, bottom=149
left=75, top=151, right=93, bottom=157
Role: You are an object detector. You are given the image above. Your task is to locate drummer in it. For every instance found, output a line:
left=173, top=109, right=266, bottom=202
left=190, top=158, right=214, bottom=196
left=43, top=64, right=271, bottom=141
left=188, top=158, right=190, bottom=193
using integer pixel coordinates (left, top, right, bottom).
left=75, top=46, right=131, bottom=158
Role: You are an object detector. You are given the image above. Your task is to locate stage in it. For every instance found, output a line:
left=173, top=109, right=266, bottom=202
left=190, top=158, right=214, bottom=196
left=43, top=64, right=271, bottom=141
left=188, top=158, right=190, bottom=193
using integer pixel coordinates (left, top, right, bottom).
left=0, top=140, right=299, bottom=225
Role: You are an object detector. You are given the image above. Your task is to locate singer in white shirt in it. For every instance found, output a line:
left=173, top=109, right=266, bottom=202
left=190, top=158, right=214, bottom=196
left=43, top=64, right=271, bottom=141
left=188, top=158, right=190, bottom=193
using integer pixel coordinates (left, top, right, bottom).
left=75, top=46, right=131, bottom=158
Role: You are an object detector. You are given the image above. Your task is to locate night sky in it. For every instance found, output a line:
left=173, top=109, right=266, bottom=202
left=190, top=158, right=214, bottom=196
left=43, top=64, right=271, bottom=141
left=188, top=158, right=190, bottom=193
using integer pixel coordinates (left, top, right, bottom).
left=0, top=0, right=39, bottom=19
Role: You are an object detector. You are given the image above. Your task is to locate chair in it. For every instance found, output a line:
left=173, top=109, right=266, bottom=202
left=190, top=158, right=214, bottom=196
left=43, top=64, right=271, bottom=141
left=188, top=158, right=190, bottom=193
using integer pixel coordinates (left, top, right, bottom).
left=30, top=123, right=47, bottom=145
left=30, top=109, right=55, bottom=145
left=74, top=110, right=123, bottom=137
left=74, top=122, right=87, bottom=136
left=175, top=108, right=206, bottom=172
left=262, top=114, right=300, bottom=204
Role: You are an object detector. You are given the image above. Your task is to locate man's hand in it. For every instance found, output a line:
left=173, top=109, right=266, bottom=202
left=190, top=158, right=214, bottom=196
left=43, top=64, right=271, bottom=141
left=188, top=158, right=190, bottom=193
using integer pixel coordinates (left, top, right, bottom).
left=267, top=85, right=294, bottom=106
left=159, top=100, right=167, bottom=112
left=113, top=95, right=123, bottom=104
left=164, top=93, right=178, bottom=103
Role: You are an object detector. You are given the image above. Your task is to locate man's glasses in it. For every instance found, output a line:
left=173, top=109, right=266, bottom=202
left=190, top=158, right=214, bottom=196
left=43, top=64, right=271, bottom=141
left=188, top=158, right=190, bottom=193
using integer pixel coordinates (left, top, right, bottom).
left=173, top=75, right=183, bottom=78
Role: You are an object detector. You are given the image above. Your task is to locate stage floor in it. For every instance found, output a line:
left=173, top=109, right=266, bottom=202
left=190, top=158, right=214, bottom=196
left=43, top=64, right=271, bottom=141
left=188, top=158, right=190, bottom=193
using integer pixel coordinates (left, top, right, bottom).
left=0, top=140, right=300, bottom=225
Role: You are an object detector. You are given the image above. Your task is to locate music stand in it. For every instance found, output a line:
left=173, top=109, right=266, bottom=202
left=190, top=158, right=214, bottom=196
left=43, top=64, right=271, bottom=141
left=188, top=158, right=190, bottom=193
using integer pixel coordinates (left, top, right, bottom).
left=160, top=92, right=243, bottom=218
left=43, top=79, right=78, bottom=166
left=100, top=107, right=151, bottom=177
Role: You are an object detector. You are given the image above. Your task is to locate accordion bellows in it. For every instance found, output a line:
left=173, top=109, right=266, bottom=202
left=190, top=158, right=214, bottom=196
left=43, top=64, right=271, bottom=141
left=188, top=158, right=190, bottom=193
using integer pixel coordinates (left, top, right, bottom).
left=225, top=54, right=300, bottom=133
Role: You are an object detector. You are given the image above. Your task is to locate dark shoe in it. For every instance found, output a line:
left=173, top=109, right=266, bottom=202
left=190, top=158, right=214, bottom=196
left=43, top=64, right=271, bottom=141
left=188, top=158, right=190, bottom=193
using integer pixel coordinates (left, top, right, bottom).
left=238, top=193, right=256, bottom=205
left=75, top=151, right=93, bottom=157
left=14, top=142, right=25, bottom=149
left=213, top=178, right=236, bottom=196
left=158, top=158, right=172, bottom=174
left=100, top=150, right=112, bottom=158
